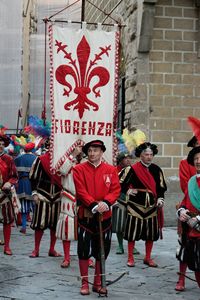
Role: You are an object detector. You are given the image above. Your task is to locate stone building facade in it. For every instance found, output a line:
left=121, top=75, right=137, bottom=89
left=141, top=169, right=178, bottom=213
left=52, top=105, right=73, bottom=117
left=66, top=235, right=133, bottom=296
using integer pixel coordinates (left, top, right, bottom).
left=85, top=0, right=200, bottom=225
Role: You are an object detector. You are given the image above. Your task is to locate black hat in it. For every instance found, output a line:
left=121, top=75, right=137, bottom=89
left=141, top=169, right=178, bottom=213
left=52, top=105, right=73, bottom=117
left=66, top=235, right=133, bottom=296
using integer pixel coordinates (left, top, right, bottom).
left=187, top=136, right=197, bottom=148
left=187, top=146, right=200, bottom=166
left=0, top=135, right=10, bottom=147
left=117, top=152, right=132, bottom=164
left=135, top=142, right=158, bottom=157
left=82, top=140, right=106, bottom=155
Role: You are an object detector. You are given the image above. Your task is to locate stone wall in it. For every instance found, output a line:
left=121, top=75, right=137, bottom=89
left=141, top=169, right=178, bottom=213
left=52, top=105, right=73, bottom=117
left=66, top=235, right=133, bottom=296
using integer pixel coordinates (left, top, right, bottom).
left=85, top=0, right=200, bottom=225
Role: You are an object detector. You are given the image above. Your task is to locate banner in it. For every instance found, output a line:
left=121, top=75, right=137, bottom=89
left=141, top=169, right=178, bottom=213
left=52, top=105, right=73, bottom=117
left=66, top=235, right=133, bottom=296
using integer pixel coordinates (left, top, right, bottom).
left=49, top=24, right=119, bottom=172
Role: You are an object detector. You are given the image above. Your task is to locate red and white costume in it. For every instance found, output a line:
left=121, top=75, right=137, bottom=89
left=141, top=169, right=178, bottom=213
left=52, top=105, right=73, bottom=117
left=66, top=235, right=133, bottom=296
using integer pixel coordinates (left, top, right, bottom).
left=56, top=157, right=76, bottom=241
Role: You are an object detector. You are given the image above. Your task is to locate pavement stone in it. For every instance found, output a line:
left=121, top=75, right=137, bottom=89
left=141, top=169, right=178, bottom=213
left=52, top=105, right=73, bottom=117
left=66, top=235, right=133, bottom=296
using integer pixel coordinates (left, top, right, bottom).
left=0, top=224, right=199, bottom=300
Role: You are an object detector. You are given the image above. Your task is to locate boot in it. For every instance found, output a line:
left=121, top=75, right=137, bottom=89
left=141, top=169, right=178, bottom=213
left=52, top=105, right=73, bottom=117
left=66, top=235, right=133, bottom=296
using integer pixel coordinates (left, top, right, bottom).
left=79, top=259, right=90, bottom=295
left=61, top=240, right=70, bottom=268
left=116, top=233, right=124, bottom=254
left=48, top=229, right=62, bottom=257
left=144, top=240, right=157, bottom=267
left=175, top=262, right=187, bottom=291
left=92, top=261, right=107, bottom=295
left=195, top=271, right=200, bottom=288
left=127, top=241, right=135, bottom=267
left=29, top=229, right=43, bottom=257
left=3, top=223, right=12, bottom=255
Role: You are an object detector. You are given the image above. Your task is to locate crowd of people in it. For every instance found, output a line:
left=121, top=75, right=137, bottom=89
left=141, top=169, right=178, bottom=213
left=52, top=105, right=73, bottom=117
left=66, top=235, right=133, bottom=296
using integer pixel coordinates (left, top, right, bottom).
left=0, top=129, right=200, bottom=296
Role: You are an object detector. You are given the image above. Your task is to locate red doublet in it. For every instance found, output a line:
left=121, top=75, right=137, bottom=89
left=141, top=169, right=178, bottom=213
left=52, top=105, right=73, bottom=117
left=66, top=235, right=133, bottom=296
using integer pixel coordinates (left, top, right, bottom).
left=73, top=161, right=121, bottom=220
left=0, top=153, right=18, bottom=186
left=179, top=159, right=196, bottom=194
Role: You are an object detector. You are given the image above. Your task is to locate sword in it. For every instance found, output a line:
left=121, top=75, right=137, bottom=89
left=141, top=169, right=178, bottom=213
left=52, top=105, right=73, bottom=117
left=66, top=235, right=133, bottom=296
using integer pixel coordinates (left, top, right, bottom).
left=98, top=213, right=108, bottom=297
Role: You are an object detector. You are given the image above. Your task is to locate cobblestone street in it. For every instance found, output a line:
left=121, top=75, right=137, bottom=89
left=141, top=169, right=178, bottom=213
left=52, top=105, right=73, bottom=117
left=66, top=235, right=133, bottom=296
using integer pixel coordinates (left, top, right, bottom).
left=0, top=225, right=199, bottom=299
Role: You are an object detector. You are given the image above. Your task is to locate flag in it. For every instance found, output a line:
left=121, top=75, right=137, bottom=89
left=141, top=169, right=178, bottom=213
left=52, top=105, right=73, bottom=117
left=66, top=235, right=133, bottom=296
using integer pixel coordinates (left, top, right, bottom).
left=49, top=24, right=120, bottom=172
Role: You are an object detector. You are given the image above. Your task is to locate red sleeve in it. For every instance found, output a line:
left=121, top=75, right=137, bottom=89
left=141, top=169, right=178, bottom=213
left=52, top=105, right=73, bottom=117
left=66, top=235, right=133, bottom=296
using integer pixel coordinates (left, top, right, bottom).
left=179, top=160, right=196, bottom=195
left=9, top=159, right=18, bottom=185
left=179, top=160, right=190, bottom=194
left=73, top=165, right=97, bottom=209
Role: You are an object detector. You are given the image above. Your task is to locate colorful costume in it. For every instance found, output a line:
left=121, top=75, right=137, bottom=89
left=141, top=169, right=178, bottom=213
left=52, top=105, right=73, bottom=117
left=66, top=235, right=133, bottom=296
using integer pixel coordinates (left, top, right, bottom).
left=0, top=151, right=18, bottom=255
left=175, top=139, right=197, bottom=291
left=111, top=165, right=127, bottom=254
left=29, top=151, right=62, bottom=257
left=120, top=160, right=167, bottom=266
left=73, top=158, right=120, bottom=295
left=177, top=175, right=200, bottom=287
left=177, top=145, right=200, bottom=289
left=56, top=157, right=77, bottom=267
left=14, top=150, right=36, bottom=232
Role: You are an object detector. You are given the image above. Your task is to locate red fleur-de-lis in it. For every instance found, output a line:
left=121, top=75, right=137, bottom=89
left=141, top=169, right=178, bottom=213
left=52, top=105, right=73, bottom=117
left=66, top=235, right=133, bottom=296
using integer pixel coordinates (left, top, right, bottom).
left=55, top=36, right=111, bottom=119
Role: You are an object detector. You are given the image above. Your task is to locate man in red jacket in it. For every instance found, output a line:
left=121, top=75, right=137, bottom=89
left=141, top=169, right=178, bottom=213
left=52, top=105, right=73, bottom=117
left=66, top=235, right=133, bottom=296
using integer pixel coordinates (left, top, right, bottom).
left=175, top=135, right=199, bottom=291
left=177, top=145, right=200, bottom=290
left=73, top=140, right=120, bottom=296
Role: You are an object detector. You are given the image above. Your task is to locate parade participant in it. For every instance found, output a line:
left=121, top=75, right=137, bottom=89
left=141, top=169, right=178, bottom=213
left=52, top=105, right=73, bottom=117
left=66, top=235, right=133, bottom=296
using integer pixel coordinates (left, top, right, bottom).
left=56, top=146, right=83, bottom=268
left=73, top=140, right=121, bottom=296
left=14, top=142, right=36, bottom=234
left=112, top=152, right=140, bottom=255
left=29, top=146, right=62, bottom=258
left=177, top=146, right=200, bottom=289
left=175, top=136, right=198, bottom=291
left=0, top=133, right=18, bottom=255
left=120, top=142, right=167, bottom=267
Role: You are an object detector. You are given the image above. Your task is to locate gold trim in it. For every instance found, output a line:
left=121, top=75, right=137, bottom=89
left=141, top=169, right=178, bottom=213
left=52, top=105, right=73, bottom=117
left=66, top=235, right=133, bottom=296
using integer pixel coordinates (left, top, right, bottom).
left=127, top=205, right=157, bottom=219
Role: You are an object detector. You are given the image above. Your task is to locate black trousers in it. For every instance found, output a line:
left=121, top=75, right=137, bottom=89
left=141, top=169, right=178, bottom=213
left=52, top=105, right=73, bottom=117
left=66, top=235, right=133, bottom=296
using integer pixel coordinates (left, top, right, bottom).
left=77, top=216, right=112, bottom=260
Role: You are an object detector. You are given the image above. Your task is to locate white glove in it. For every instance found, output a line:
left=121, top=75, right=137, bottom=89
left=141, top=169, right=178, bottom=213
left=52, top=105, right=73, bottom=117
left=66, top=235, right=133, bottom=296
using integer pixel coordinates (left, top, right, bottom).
left=157, top=198, right=164, bottom=208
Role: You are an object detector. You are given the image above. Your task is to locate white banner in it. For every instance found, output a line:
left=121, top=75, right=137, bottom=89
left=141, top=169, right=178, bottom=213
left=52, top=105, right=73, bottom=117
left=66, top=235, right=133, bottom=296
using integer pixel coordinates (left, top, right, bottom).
left=49, top=24, right=119, bottom=172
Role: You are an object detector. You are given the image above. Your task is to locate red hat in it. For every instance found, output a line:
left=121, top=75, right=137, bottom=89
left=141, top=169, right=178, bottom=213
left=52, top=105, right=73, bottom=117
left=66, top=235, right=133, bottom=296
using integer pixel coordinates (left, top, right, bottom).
left=0, top=135, right=10, bottom=147
left=82, top=140, right=106, bottom=155
left=24, top=142, right=35, bottom=152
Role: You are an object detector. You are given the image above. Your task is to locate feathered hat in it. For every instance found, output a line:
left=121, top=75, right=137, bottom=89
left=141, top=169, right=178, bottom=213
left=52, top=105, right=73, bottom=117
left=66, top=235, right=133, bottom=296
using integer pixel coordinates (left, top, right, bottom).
left=24, top=115, right=51, bottom=149
left=187, top=116, right=200, bottom=146
left=121, top=128, right=147, bottom=154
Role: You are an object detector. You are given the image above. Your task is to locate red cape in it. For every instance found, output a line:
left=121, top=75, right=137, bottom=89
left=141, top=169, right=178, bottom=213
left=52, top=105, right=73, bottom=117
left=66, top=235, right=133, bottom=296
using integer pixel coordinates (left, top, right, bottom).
left=40, top=152, right=62, bottom=188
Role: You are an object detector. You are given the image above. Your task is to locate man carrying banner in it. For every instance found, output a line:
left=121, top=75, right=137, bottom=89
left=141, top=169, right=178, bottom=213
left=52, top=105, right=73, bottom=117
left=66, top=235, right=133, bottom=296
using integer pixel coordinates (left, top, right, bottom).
left=56, top=145, right=83, bottom=268
left=120, top=142, right=167, bottom=267
left=0, top=132, right=18, bottom=255
left=73, top=140, right=121, bottom=296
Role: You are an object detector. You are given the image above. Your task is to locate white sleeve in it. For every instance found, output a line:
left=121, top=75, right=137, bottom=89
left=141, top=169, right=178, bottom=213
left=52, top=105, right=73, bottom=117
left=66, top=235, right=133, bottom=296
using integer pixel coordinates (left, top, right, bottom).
left=59, top=157, right=74, bottom=175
